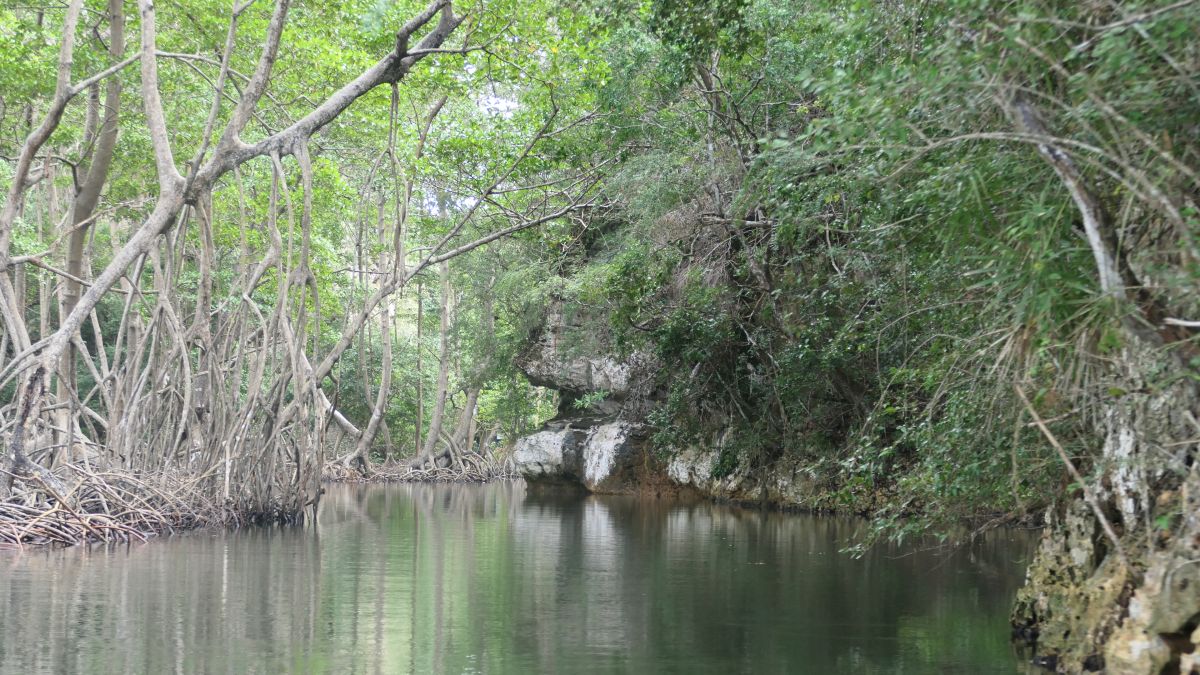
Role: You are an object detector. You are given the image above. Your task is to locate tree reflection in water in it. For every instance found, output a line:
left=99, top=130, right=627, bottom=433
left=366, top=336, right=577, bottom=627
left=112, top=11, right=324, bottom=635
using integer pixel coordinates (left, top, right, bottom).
left=0, top=483, right=1037, bottom=674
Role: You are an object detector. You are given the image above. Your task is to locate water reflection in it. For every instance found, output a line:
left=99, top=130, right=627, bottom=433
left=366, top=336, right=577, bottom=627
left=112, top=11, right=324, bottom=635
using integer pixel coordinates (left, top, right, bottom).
left=0, top=483, right=1036, bottom=674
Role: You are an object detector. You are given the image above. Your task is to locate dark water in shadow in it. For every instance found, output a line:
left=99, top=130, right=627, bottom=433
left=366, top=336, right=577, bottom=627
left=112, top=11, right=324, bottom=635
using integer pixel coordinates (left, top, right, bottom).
left=0, top=482, right=1037, bottom=674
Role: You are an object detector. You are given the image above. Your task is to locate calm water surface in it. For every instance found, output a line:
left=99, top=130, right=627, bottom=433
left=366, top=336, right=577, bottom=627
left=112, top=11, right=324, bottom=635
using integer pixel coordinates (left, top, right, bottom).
left=0, top=482, right=1037, bottom=674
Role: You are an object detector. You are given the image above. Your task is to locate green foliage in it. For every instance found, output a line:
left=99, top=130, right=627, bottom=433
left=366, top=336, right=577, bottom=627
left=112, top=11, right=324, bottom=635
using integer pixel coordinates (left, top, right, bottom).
left=521, top=0, right=1199, bottom=540
left=647, top=0, right=753, bottom=68
left=0, top=9, right=56, bottom=101
left=1, top=0, right=602, bottom=465
left=2, top=0, right=1196, bottom=539
left=572, top=390, right=610, bottom=410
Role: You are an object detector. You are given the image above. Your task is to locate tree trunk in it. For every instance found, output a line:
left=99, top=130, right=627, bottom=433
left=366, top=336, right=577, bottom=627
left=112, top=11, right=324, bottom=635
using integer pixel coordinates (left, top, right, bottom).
left=349, top=300, right=393, bottom=475
left=414, top=259, right=452, bottom=466
left=414, top=279, right=424, bottom=455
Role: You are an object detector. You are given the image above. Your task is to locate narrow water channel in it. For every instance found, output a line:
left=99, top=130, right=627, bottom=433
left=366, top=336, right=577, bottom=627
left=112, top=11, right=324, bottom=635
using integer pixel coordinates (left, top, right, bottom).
left=0, top=482, right=1036, bottom=673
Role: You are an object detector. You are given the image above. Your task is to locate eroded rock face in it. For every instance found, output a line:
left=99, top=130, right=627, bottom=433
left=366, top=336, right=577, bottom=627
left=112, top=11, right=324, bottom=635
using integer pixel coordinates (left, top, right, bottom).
left=1012, top=342, right=1200, bottom=673
left=513, top=300, right=658, bottom=494
left=512, top=423, right=588, bottom=484
left=666, top=439, right=816, bottom=507
left=515, top=301, right=652, bottom=401
left=581, top=421, right=631, bottom=489
left=1103, top=461, right=1200, bottom=675
left=520, top=351, right=633, bottom=399
left=513, top=418, right=639, bottom=493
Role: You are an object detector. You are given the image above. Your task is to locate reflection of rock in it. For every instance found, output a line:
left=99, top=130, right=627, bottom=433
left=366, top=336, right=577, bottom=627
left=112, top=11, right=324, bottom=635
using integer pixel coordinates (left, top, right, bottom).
left=505, top=487, right=631, bottom=661
left=577, top=499, right=628, bottom=650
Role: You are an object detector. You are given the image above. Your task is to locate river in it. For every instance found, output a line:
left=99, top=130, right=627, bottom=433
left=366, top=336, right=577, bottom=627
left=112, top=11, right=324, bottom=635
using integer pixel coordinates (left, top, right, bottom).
left=0, top=482, right=1037, bottom=673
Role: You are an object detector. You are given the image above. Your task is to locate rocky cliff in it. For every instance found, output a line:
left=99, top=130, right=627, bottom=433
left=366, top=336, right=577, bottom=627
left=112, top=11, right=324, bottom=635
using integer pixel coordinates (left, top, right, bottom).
left=510, top=303, right=823, bottom=507
left=1011, top=342, right=1200, bottom=674
left=508, top=301, right=650, bottom=493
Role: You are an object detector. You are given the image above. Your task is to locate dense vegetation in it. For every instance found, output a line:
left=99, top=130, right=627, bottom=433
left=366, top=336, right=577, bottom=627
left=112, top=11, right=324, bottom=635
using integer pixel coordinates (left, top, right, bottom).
left=0, top=0, right=603, bottom=520
left=3, top=0, right=1199, bottom=669
left=503, top=0, right=1200, bottom=539
left=1, top=0, right=1198, bottom=569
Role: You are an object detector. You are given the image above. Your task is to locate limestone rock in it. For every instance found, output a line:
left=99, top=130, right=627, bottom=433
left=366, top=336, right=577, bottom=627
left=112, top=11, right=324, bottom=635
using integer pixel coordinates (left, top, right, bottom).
left=666, top=435, right=815, bottom=507
left=514, top=301, right=652, bottom=400
left=1013, top=342, right=1200, bottom=673
left=512, top=426, right=588, bottom=483
left=512, top=418, right=639, bottom=493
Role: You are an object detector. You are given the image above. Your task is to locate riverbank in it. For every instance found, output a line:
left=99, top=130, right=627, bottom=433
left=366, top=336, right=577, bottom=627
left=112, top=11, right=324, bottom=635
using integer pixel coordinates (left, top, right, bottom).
left=0, top=457, right=793, bottom=550
left=321, top=455, right=519, bottom=484
left=0, top=441, right=1038, bottom=555
left=0, top=453, right=523, bottom=549
left=510, top=416, right=1042, bottom=531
